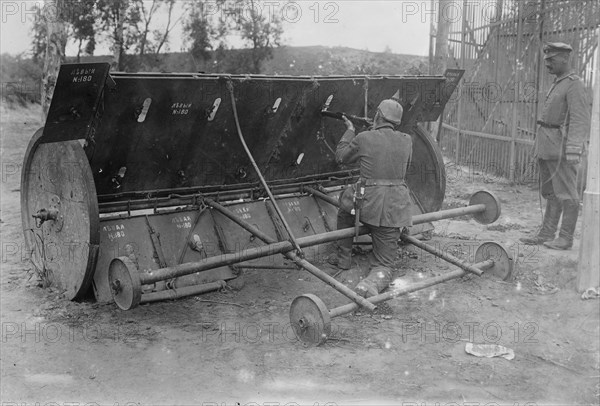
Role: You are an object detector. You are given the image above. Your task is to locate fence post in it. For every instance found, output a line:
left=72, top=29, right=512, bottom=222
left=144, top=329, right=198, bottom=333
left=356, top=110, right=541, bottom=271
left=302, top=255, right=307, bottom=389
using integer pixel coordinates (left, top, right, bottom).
left=455, top=0, right=468, bottom=165
left=509, top=1, right=523, bottom=182
left=577, top=29, right=600, bottom=292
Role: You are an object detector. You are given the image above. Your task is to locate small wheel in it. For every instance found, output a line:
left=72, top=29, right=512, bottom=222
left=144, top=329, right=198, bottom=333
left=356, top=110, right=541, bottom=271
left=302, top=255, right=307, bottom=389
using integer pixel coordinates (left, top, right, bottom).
left=289, top=294, right=331, bottom=346
left=475, top=242, right=513, bottom=281
left=469, top=190, right=501, bottom=224
left=108, top=257, right=141, bottom=310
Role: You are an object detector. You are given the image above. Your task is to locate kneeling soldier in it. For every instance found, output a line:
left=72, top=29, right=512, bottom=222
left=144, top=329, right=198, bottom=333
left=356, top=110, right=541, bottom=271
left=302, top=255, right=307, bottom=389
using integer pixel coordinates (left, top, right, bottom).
left=329, top=99, right=413, bottom=297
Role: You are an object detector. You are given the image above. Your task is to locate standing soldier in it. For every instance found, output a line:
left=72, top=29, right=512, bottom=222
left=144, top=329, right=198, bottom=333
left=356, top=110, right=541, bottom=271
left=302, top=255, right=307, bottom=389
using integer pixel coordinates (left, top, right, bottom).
left=521, top=42, right=591, bottom=250
left=327, top=99, right=413, bottom=297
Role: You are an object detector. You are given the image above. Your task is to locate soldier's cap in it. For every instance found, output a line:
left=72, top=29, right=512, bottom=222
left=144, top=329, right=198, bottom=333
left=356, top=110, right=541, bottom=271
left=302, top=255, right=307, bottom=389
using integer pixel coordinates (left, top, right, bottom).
left=543, top=42, right=573, bottom=59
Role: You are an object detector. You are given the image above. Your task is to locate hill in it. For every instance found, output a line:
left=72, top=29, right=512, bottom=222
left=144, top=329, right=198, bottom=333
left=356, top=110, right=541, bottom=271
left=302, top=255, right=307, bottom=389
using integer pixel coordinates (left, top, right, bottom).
left=1, top=46, right=428, bottom=104
left=76, top=45, right=428, bottom=75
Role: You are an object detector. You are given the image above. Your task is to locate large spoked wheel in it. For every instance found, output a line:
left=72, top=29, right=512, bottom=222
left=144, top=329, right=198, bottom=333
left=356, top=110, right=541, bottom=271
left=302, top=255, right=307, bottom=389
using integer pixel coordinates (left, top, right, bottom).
left=20, top=128, right=99, bottom=300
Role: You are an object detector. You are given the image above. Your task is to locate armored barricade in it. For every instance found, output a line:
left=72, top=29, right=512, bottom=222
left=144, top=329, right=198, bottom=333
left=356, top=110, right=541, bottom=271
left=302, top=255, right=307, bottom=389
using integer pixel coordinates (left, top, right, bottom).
left=21, top=63, right=509, bottom=327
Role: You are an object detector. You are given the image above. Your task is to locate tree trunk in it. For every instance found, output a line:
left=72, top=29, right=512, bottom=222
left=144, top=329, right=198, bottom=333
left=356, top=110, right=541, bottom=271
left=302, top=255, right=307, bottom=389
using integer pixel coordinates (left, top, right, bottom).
left=433, top=0, right=452, bottom=74
left=112, top=1, right=127, bottom=71
left=76, top=38, right=83, bottom=63
left=41, top=1, right=67, bottom=120
left=155, top=0, right=178, bottom=55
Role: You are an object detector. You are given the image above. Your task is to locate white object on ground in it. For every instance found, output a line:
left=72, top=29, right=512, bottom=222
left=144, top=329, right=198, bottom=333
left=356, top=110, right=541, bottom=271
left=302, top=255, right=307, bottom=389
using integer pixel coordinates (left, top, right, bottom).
left=581, top=287, right=600, bottom=300
left=465, top=342, right=515, bottom=360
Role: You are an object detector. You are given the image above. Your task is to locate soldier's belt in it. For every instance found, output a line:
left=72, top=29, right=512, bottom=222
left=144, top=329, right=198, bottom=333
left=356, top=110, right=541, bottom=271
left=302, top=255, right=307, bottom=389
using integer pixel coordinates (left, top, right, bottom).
left=364, top=179, right=406, bottom=186
left=536, top=120, right=562, bottom=129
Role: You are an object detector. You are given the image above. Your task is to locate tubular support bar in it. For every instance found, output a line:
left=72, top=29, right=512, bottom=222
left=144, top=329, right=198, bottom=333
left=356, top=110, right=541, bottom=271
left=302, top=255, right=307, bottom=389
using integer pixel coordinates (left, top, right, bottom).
left=329, top=258, right=494, bottom=318
left=307, top=187, right=497, bottom=226
left=134, top=197, right=498, bottom=286
left=140, top=281, right=226, bottom=304
left=304, top=186, right=340, bottom=207
left=400, top=234, right=484, bottom=276
left=204, top=198, right=377, bottom=312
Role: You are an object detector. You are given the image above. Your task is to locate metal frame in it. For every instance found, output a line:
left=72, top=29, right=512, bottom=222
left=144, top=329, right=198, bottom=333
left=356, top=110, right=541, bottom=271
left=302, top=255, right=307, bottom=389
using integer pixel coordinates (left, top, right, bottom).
left=108, top=190, right=502, bottom=310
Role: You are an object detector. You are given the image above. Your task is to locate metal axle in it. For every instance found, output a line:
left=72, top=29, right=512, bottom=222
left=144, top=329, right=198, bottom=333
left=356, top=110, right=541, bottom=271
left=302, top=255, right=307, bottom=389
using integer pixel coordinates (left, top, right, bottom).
left=329, top=259, right=494, bottom=318
left=290, top=241, right=513, bottom=346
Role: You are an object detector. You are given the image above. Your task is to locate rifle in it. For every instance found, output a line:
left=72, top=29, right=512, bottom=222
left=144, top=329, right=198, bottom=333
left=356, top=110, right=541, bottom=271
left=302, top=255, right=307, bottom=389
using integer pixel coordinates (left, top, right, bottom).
left=320, top=110, right=373, bottom=128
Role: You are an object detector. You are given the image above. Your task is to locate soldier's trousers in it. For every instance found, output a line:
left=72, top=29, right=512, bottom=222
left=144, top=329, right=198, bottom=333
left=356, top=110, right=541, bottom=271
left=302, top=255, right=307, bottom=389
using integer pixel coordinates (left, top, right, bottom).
left=336, top=209, right=400, bottom=269
left=539, top=159, right=579, bottom=202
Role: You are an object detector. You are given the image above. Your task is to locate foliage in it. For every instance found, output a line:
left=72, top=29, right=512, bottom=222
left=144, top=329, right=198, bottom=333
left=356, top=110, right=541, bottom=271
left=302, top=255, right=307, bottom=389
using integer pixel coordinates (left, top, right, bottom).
left=3, top=45, right=425, bottom=107
left=134, top=0, right=183, bottom=56
left=215, top=0, right=283, bottom=73
left=29, top=0, right=285, bottom=73
left=30, top=0, right=96, bottom=63
left=0, top=54, right=43, bottom=105
left=31, top=7, right=47, bottom=63
left=95, top=0, right=142, bottom=69
left=69, top=0, right=97, bottom=61
left=21, top=0, right=426, bottom=88
left=184, top=1, right=215, bottom=66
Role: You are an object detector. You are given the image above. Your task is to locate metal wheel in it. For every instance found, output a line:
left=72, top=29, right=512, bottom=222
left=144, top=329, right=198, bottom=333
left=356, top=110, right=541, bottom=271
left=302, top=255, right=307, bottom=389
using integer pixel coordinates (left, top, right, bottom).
left=21, top=128, right=99, bottom=300
left=475, top=242, right=513, bottom=281
left=469, top=190, right=501, bottom=224
left=108, top=257, right=142, bottom=310
left=406, top=125, right=446, bottom=213
left=289, top=294, right=331, bottom=346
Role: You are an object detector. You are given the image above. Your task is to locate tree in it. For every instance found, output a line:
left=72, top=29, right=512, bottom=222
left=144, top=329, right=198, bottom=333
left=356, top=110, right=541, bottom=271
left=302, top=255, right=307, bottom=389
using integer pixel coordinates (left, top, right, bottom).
left=31, top=6, right=47, bottom=63
left=152, top=0, right=185, bottom=55
left=136, top=0, right=160, bottom=56
left=220, top=0, right=283, bottom=73
left=41, top=0, right=68, bottom=119
left=184, top=1, right=216, bottom=66
left=96, top=0, right=141, bottom=70
left=184, top=0, right=284, bottom=73
left=70, top=0, right=97, bottom=62
left=239, top=0, right=283, bottom=73
left=31, top=0, right=95, bottom=64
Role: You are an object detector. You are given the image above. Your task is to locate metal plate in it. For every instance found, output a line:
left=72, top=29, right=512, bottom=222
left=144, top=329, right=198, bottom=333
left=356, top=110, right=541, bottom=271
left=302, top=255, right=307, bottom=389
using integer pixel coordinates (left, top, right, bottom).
left=475, top=242, right=513, bottom=281
left=289, top=294, right=331, bottom=346
left=211, top=202, right=286, bottom=267
left=108, top=256, right=141, bottom=310
left=41, top=63, right=111, bottom=143
left=93, top=209, right=236, bottom=303
left=469, top=190, right=501, bottom=224
left=85, top=72, right=457, bottom=201
left=275, top=195, right=333, bottom=262
left=21, top=128, right=99, bottom=300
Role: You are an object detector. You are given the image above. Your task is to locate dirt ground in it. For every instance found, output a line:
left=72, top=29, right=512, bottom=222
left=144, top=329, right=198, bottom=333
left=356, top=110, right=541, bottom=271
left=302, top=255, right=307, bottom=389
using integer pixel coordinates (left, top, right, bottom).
left=1, top=103, right=599, bottom=405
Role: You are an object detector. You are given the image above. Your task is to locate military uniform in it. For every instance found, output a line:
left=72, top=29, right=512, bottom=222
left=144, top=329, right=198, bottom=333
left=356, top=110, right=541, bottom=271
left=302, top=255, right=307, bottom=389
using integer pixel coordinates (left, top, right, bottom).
left=521, top=42, right=591, bottom=250
left=333, top=121, right=413, bottom=295
left=536, top=70, right=589, bottom=201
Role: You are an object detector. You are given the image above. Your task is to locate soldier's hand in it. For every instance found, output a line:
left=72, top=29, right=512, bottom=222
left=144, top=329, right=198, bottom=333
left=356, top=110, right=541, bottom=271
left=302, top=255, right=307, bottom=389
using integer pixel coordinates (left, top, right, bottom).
left=565, top=153, right=581, bottom=165
left=342, top=115, right=355, bottom=132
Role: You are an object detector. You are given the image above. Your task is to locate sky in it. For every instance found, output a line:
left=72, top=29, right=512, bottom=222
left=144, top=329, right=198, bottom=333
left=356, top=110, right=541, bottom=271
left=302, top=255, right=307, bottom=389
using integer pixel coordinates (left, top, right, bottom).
left=0, top=1, right=435, bottom=57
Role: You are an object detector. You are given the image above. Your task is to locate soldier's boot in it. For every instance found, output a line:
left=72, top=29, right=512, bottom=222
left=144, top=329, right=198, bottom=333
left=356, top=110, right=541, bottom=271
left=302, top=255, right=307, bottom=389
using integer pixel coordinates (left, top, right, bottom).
left=355, top=266, right=392, bottom=298
left=520, top=199, right=562, bottom=245
left=327, top=245, right=352, bottom=270
left=544, top=200, right=579, bottom=250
